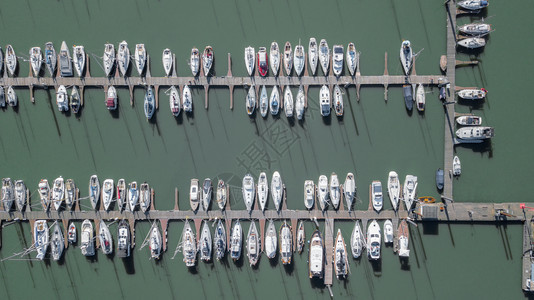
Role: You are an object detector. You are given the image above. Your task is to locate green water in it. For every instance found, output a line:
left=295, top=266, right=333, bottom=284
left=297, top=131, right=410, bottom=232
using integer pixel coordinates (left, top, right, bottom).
left=0, top=0, right=532, bottom=298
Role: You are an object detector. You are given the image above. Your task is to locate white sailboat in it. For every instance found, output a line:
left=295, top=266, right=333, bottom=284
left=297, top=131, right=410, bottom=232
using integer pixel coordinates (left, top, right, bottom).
left=384, top=220, right=393, bottom=244
left=169, top=86, right=181, bottom=116
left=280, top=221, right=292, bottom=265
left=403, top=175, right=418, bottom=210
left=182, top=221, right=197, bottom=266
left=295, top=86, right=305, bottom=120
left=319, top=39, right=329, bottom=75
left=190, top=48, right=200, bottom=76
left=330, top=173, right=340, bottom=210
left=284, top=86, right=294, bottom=118
left=270, top=86, right=280, bottom=115
left=246, top=85, right=255, bottom=115
left=242, top=174, right=255, bottom=212
left=162, top=48, right=173, bottom=76
left=343, top=173, right=356, bottom=211
left=271, top=171, right=283, bottom=211
left=260, top=85, right=268, bottom=117
left=351, top=221, right=364, bottom=258
left=320, top=85, right=330, bottom=117
left=117, top=41, right=130, bottom=76
left=182, top=85, right=192, bottom=113
left=99, top=220, right=113, bottom=255
left=283, top=41, right=292, bottom=76
left=56, top=85, right=69, bottom=111
left=134, top=44, right=146, bottom=76
left=400, top=40, right=413, bottom=75
left=308, top=38, right=318, bottom=75
left=257, top=172, right=269, bottom=211
left=247, top=221, right=260, bottom=266
left=216, top=180, right=227, bottom=210
left=128, top=181, right=139, bottom=211
left=51, top=223, right=64, bottom=261
left=387, top=171, right=400, bottom=211
left=73, top=45, right=85, bottom=77
left=102, top=179, right=114, bottom=211
left=230, top=220, right=242, bottom=261
left=318, top=175, right=329, bottom=211
left=333, top=85, right=343, bottom=116
left=334, top=229, right=349, bottom=279
left=265, top=220, right=277, bottom=259
left=244, top=46, right=255, bottom=76
left=29, top=47, right=43, bottom=77
left=52, top=176, right=65, bottom=211
left=200, top=221, right=212, bottom=262
left=103, top=43, right=115, bottom=77
left=346, top=42, right=357, bottom=76
left=270, top=42, right=280, bottom=76
left=34, top=220, right=49, bottom=260
left=294, top=43, right=305, bottom=76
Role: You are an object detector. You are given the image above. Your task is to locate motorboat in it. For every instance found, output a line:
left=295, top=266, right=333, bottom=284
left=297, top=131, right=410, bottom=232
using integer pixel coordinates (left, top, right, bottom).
left=5, top=45, right=17, bottom=76
left=270, top=42, right=280, bottom=76
left=135, top=44, right=146, bottom=76
left=320, top=85, right=331, bottom=117
left=202, top=178, right=212, bottom=211
left=457, top=88, right=487, bottom=100
left=403, top=84, right=413, bottom=111
left=65, top=179, right=76, bottom=211
left=456, top=115, right=482, bottom=126
left=330, top=173, right=340, bottom=210
left=117, top=220, right=131, bottom=258
left=294, top=43, right=305, bottom=76
left=333, top=85, right=343, bottom=116
left=280, top=221, right=292, bottom=265
left=216, top=179, right=227, bottom=210
left=242, top=174, right=255, bottom=212
left=6, top=86, right=16, bottom=107
left=183, top=85, right=193, bottom=113
left=169, top=86, right=181, bottom=116
left=247, top=221, right=260, bottom=266
left=144, top=86, right=155, bottom=119
left=304, top=180, right=315, bottom=210
left=334, top=229, right=348, bottom=279
left=182, top=221, right=197, bottom=267
left=308, top=230, right=323, bottom=278
left=387, top=171, right=400, bottom=211
left=403, top=175, right=418, bottom=210
left=190, top=178, right=200, bottom=211
left=457, top=0, right=489, bottom=10
left=346, top=42, right=357, bottom=76
left=81, top=219, right=95, bottom=256
left=297, top=221, right=305, bottom=254
left=453, top=156, right=462, bottom=176
left=257, top=172, right=269, bottom=211
left=162, top=48, right=173, bottom=76
left=44, top=42, right=57, bottom=76
left=68, top=222, right=76, bottom=244
left=190, top=47, right=200, bottom=76
left=398, top=219, right=410, bottom=258
left=103, top=43, right=115, bottom=77
left=73, top=45, right=85, bottom=77
left=38, top=179, right=50, bottom=211
left=56, top=85, right=69, bottom=111
left=14, top=180, right=26, bottom=212
left=102, top=179, right=114, bottom=211
left=400, top=40, right=413, bottom=75
left=246, top=85, right=255, bottom=115
left=106, top=86, right=117, bottom=110
left=200, top=221, right=212, bottom=262
left=260, top=85, right=268, bottom=117
left=351, top=220, right=364, bottom=258
left=1, top=178, right=13, bottom=211
left=257, top=47, right=268, bottom=77
left=149, top=224, right=162, bottom=260
left=244, top=46, right=255, bottom=76
left=371, top=180, right=383, bottom=212
left=416, top=84, right=425, bottom=112
left=270, top=86, right=280, bottom=115
left=284, top=86, right=294, bottom=118
left=283, top=41, right=292, bottom=76
left=343, top=173, right=356, bottom=211
left=271, top=171, right=283, bottom=211
left=367, top=220, right=381, bottom=260
left=70, top=86, right=81, bottom=113
left=457, top=37, right=486, bottom=49
left=318, top=175, right=329, bottom=211
left=202, top=46, right=213, bottom=76
left=59, top=41, right=73, bottom=77
left=456, top=126, right=494, bottom=140
left=458, top=23, right=491, bottom=36
left=52, top=176, right=65, bottom=211
left=139, top=182, right=151, bottom=212
left=117, top=41, right=130, bottom=76
left=319, top=39, right=329, bottom=75
left=34, top=220, right=49, bottom=260
left=265, top=220, right=277, bottom=259
left=308, top=38, right=318, bottom=75
left=128, top=181, right=139, bottom=211
left=99, top=220, right=113, bottom=255
left=0, top=86, right=5, bottom=107
left=384, top=220, right=393, bottom=244
left=30, top=47, right=43, bottom=76
left=230, top=220, right=242, bottom=261
left=436, top=169, right=445, bottom=190
left=332, top=45, right=344, bottom=76
left=214, top=219, right=226, bottom=260
left=295, top=86, right=305, bottom=120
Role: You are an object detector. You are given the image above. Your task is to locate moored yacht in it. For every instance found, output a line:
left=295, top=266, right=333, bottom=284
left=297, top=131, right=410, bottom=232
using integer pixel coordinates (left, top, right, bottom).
left=384, top=220, right=393, bottom=244
left=52, top=176, right=65, bottom=211
left=371, top=180, right=383, bottom=212
left=81, top=219, right=95, bottom=256
left=14, top=180, right=26, bottom=212
left=257, top=47, right=268, bottom=77
left=202, top=178, right=212, bottom=211
left=128, top=181, right=139, bottom=211
left=457, top=37, right=486, bottom=49
left=30, top=47, right=43, bottom=77
left=403, top=175, right=418, bottom=210
left=117, top=41, right=130, bottom=76
left=34, top=220, right=49, bottom=260
left=457, top=88, right=487, bottom=100
left=332, top=45, right=344, bottom=76
left=162, top=48, right=173, bottom=76
left=265, top=220, right=277, bottom=259
left=106, top=86, right=117, bottom=110
left=334, top=229, right=349, bottom=278
left=190, top=47, right=200, bottom=76
left=270, top=42, right=280, bottom=76
left=102, top=179, right=114, bottom=211
left=270, top=86, right=280, bottom=115
left=351, top=220, right=364, bottom=258
left=456, top=115, right=482, bottom=126
left=70, top=86, right=81, bottom=113
left=182, top=221, right=197, bottom=267
left=257, top=172, right=269, bottom=211
left=56, top=85, right=68, bottom=111
left=51, top=223, right=64, bottom=261
left=330, top=173, right=340, bottom=210
left=457, top=0, right=489, bottom=10
left=398, top=219, right=410, bottom=257
left=343, top=173, right=356, bottom=211
left=59, top=41, right=73, bottom=77
left=202, top=46, right=213, bottom=76
left=144, top=86, right=155, bottom=119
left=230, top=220, right=242, bottom=261
left=308, top=38, right=318, bottom=75
left=115, top=179, right=126, bottom=212
left=271, top=171, right=283, bottom=211
left=242, top=174, right=255, bottom=212
left=416, top=84, right=425, bottom=112
left=319, top=39, right=329, bottom=75
left=44, top=42, right=57, bottom=76
left=6, top=86, right=16, bottom=107
left=280, top=221, right=292, bottom=265
left=244, top=46, right=255, bottom=76
left=214, top=219, right=226, bottom=260
left=247, top=221, right=260, bottom=266
left=456, top=126, right=494, bottom=140
left=294, top=43, right=305, bottom=76
left=283, top=41, right=292, bottom=76
left=318, top=175, right=329, bottom=211
left=150, top=224, right=162, bottom=260
left=387, top=171, right=400, bottom=211
left=183, top=85, right=193, bottom=113
left=72, top=45, right=85, bottom=77
left=367, top=220, right=381, bottom=260
left=295, top=86, right=305, bottom=120
left=139, top=182, right=151, bottom=212
left=309, top=230, right=324, bottom=278
left=304, top=180, right=315, bottom=210
left=103, top=43, right=115, bottom=77
left=284, top=86, right=294, bottom=118
left=453, top=156, right=462, bottom=176
left=38, top=179, right=50, bottom=211
left=400, top=40, right=413, bottom=75
left=346, top=42, right=357, bottom=76
left=297, top=221, right=305, bottom=254
left=65, top=179, right=76, bottom=211
left=1, top=178, right=14, bottom=211
left=333, top=85, right=343, bottom=116
left=200, top=221, right=212, bottom=262
left=320, top=85, right=331, bottom=117
left=403, top=84, right=413, bottom=111
left=68, top=222, right=76, bottom=244
left=5, top=45, right=17, bottom=76
left=169, top=86, right=181, bottom=116
left=260, top=85, right=268, bottom=117
left=190, top=178, right=200, bottom=212
left=458, top=23, right=491, bottom=36
left=216, top=179, right=227, bottom=210
left=135, top=44, right=146, bottom=76
left=117, top=220, right=131, bottom=258
left=246, top=85, right=255, bottom=115
left=99, top=220, right=113, bottom=255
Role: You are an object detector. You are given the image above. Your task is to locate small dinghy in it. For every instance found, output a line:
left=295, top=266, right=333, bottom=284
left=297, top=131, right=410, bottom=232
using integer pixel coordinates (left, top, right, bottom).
left=453, top=156, right=462, bottom=176
left=247, top=221, right=260, bottom=266
left=244, top=46, right=255, bottom=76
left=270, top=42, right=280, bottom=76
left=265, top=220, right=277, bottom=259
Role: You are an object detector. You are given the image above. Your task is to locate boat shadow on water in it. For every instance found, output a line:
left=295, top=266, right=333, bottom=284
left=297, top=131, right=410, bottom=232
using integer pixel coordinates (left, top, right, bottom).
left=321, top=114, right=331, bottom=126
left=399, top=257, right=410, bottom=271
left=459, top=139, right=493, bottom=156
left=309, top=276, right=325, bottom=290
left=121, top=253, right=136, bottom=274
left=370, top=259, right=382, bottom=274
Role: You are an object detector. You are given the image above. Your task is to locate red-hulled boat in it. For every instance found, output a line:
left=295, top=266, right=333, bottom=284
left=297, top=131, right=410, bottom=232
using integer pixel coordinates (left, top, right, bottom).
left=257, top=47, right=268, bottom=77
